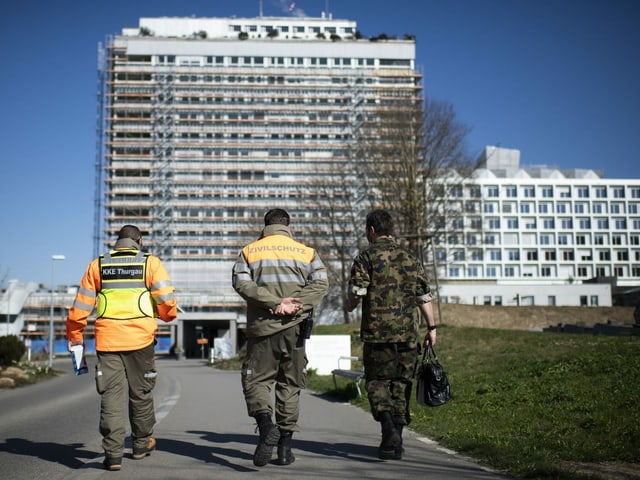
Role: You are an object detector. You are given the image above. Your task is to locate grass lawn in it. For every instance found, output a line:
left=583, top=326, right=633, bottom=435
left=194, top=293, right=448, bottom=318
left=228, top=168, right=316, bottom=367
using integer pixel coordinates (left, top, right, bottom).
left=306, top=323, right=640, bottom=480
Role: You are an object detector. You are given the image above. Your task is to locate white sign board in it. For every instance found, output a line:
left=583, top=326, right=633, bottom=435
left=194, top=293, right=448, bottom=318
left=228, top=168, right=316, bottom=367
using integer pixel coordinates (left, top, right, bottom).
left=305, top=335, right=352, bottom=375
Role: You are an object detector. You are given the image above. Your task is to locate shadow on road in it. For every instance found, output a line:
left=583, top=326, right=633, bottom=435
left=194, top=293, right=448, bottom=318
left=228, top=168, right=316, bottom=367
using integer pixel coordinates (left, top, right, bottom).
left=0, top=437, right=96, bottom=469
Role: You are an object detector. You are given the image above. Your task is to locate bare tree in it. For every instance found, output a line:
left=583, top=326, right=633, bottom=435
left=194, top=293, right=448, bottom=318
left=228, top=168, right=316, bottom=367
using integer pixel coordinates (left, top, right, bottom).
left=307, top=96, right=475, bottom=323
left=359, top=97, right=475, bottom=250
left=303, top=158, right=374, bottom=323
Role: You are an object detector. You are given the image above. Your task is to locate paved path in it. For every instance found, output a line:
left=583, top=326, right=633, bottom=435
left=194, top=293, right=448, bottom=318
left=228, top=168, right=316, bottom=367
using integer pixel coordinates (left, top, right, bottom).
left=0, top=357, right=514, bottom=479
left=69, top=357, right=513, bottom=480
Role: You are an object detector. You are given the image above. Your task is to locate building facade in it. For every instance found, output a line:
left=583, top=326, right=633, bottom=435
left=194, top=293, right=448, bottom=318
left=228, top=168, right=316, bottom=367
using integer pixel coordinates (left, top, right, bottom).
left=433, top=146, right=640, bottom=307
left=91, top=15, right=420, bottom=353
left=97, top=15, right=419, bottom=294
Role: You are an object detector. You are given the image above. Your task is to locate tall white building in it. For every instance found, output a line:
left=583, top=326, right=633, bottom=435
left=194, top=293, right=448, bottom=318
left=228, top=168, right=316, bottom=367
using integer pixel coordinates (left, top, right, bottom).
left=97, top=15, right=419, bottom=295
left=91, top=15, right=421, bottom=352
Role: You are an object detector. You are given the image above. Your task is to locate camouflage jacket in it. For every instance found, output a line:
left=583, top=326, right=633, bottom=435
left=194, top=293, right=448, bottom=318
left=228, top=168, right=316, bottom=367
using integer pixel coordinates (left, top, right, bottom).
left=350, top=237, right=432, bottom=343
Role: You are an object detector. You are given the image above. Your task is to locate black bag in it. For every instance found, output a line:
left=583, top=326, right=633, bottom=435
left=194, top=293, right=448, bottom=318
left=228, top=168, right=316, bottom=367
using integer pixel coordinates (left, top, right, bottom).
left=416, top=344, right=451, bottom=407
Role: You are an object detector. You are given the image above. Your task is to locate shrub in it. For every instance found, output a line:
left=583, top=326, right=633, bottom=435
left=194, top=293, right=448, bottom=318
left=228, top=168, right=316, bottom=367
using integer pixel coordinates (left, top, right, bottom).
left=0, top=335, right=26, bottom=367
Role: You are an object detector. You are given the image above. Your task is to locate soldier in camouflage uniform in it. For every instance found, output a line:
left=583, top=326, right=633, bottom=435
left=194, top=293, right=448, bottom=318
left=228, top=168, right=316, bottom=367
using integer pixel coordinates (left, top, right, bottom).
left=346, top=209, right=437, bottom=460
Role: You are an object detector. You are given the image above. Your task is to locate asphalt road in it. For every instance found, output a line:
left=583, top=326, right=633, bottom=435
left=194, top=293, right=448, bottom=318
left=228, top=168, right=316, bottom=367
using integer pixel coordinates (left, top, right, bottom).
left=0, top=356, right=513, bottom=480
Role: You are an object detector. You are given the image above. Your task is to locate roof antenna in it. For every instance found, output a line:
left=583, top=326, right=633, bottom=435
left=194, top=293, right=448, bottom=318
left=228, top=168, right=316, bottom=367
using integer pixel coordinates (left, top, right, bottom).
left=259, top=0, right=263, bottom=17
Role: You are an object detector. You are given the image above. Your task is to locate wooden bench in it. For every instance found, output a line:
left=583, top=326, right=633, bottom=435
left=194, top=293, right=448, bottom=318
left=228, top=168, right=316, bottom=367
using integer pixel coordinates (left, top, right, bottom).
left=331, top=356, right=364, bottom=397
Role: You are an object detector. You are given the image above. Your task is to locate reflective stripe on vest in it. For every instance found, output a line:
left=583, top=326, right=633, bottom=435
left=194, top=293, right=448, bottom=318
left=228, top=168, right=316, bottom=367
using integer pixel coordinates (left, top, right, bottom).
left=96, top=250, right=155, bottom=320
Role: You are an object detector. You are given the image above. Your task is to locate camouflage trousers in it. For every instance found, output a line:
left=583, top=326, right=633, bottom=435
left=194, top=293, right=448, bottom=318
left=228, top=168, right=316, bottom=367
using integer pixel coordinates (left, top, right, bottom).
left=363, top=341, right=418, bottom=426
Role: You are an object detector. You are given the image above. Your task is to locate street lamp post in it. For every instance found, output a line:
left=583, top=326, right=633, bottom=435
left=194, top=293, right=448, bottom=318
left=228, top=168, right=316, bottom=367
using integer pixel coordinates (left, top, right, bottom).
left=49, top=255, right=66, bottom=368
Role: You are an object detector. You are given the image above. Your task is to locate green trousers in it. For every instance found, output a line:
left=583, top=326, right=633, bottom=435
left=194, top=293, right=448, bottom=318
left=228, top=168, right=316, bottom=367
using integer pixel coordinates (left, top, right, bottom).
left=95, top=342, right=157, bottom=458
left=363, top=341, right=418, bottom=426
left=241, top=325, right=307, bottom=432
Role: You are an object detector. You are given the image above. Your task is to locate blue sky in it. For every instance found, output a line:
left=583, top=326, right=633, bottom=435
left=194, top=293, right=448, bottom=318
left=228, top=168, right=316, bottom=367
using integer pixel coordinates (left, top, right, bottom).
left=0, top=0, right=638, bottom=287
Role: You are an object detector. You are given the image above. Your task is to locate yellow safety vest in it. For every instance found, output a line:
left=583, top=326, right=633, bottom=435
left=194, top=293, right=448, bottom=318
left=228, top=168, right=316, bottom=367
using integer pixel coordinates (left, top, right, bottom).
left=96, top=249, right=155, bottom=320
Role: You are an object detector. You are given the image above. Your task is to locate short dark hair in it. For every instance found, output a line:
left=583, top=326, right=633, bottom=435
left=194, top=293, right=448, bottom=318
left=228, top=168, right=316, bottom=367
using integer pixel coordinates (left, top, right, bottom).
left=118, top=225, right=142, bottom=241
left=264, top=208, right=290, bottom=226
left=366, top=209, right=394, bottom=236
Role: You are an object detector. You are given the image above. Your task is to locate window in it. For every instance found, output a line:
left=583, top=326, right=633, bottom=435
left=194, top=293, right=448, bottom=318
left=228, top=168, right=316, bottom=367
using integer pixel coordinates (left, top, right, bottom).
left=617, top=251, right=629, bottom=261
left=526, top=250, right=538, bottom=261
left=486, top=267, right=497, bottom=277
left=487, top=186, right=499, bottom=197
left=560, top=218, right=573, bottom=229
left=576, top=235, right=587, bottom=245
left=594, top=234, right=606, bottom=245
left=467, top=266, right=479, bottom=277
left=556, top=203, right=568, bottom=213
left=490, top=250, right=502, bottom=261
left=544, top=250, right=556, bottom=261
left=591, top=296, right=599, bottom=306
left=448, top=267, right=460, bottom=277
left=558, top=234, right=569, bottom=245
left=484, top=296, right=492, bottom=305
left=562, top=250, right=574, bottom=260
left=577, top=187, right=589, bottom=198
left=596, top=218, right=609, bottom=229
left=541, top=186, right=553, bottom=198
left=612, top=235, right=623, bottom=245
left=612, top=187, right=625, bottom=198
left=523, top=186, right=535, bottom=197
left=599, top=251, right=611, bottom=261
left=594, top=186, right=607, bottom=198
left=507, top=218, right=519, bottom=229
left=508, top=250, right=520, bottom=260
left=592, top=203, right=605, bottom=214
left=484, top=235, right=496, bottom=245
left=484, top=203, right=495, bottom=213
left=494, top=296, right=503, bottom=306
left=579, top=218, right=591, bottom=229
left=578, top=267, right=588, bottom=277
left=615, top=218, right=627, bottom=229
left=520, top=203, right=532, bottom=213
left=538, top=203, right=549, bottom=214
left=541, top=267, right=552, bottom=277
left=505, top=186, right=517, bottom=198
left=542, top=218, right=555, bottom=229
left=574, top=203, right=587, bottom=214
left=489, top=219, right=501, bottom=229
left=548, top=296, right=556, bottom=306
left=505, top=267, right=515, bottom=277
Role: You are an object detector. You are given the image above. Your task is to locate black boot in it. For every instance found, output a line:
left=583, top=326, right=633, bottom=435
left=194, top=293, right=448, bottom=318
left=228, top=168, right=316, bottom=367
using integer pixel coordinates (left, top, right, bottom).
left=378, top=412, right=402, bottom=460
left=275, top=430, right=295, bottom=465
left=253, top=413, right=281, bottom=467
left=393, top=424, right=404, bottom=460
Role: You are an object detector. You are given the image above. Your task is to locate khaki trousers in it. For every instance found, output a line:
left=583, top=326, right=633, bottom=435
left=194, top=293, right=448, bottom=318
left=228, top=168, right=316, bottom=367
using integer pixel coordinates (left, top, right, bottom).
left=95, top=342, right=157, bottom=458
left=241, top=325, right=307, bottom=432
